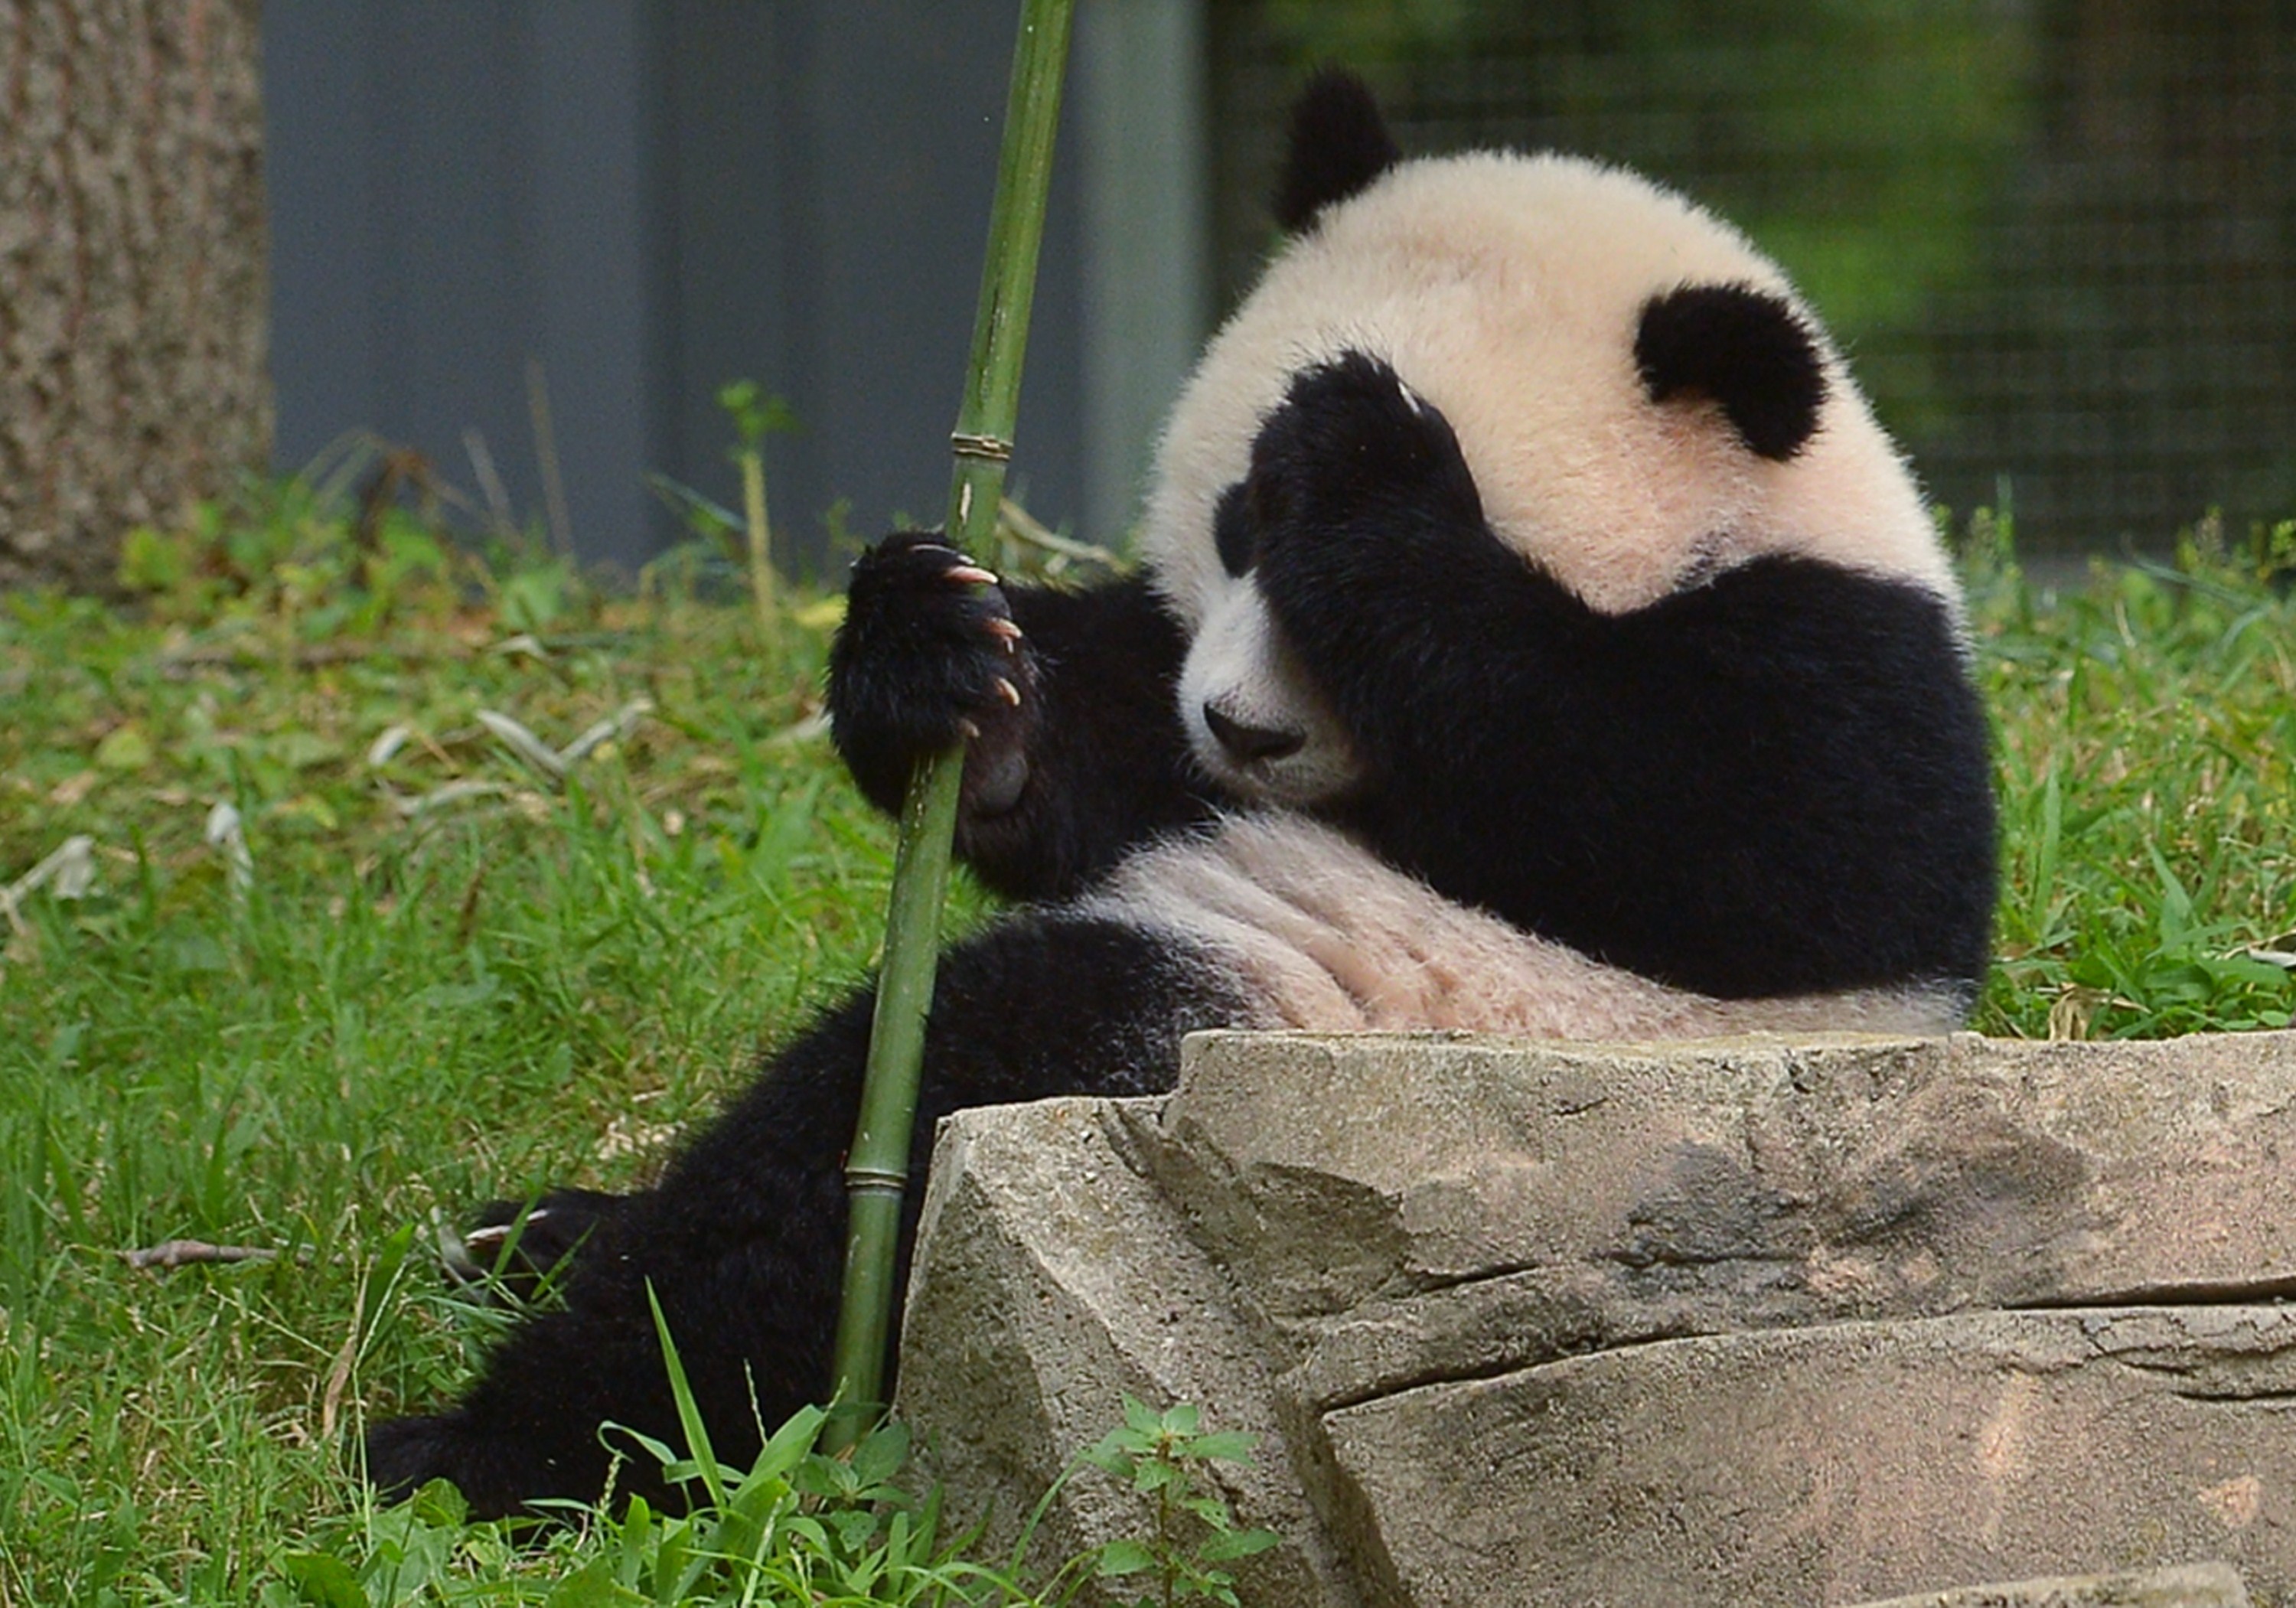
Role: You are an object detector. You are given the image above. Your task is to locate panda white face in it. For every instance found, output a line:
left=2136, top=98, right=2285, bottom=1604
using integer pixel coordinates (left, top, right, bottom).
left=1177, top=576, right=1358, bottom=805
left=1140, top=142, right=1958, bottom=672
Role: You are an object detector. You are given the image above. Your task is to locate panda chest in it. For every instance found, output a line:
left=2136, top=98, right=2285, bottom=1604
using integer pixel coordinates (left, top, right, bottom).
left=1084, top=815, right=1720, bottom=1039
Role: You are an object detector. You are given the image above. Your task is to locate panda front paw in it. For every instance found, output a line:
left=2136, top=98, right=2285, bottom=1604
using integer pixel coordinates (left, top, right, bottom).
left=1237, top=352, right=1507, bottom=730
left=1244, top=350, right=1483, bottom=561
left=829, top=533, right=1037, bottom=818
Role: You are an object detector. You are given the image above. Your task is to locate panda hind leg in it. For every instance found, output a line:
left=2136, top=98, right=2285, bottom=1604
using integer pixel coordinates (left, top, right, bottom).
left=446, top=1186, right=634, bottom=1306
left=363, top=910, right=1254, bottom=1520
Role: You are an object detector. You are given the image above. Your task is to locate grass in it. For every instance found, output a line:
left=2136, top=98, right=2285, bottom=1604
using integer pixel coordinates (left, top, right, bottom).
left=1, top=488, right=2292, bottom=1603
left=0, top=494, right=980, bottom=1603
left=1968, top=511, right=2296, bottom=1036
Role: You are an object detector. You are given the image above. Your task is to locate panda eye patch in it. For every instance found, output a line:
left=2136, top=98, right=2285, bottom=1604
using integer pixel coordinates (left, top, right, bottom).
left=1213, top=481, right=1257, bottom=576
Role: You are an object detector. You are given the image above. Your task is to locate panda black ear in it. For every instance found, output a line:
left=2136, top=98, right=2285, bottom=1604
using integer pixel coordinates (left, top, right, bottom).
left=1273, top=69, right=1400, bottom=233
left=1635, top=283, right=1828, bottom=461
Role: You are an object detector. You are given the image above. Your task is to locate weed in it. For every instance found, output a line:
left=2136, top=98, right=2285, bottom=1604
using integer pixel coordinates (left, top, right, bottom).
left=289, top=1299, right=1267, bottom=1608
left=1075, top=1399, right=1280, bottom=1608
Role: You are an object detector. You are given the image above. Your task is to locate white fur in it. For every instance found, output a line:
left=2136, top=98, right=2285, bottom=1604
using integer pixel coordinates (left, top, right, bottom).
left=1122, top=140, right=1971, bottom=1039
left=1143, top=150, right=1955, bottom=633
left=1178, top=582, right=1355, bottom=804
left=1082, top=818, right=1962, bottom=1040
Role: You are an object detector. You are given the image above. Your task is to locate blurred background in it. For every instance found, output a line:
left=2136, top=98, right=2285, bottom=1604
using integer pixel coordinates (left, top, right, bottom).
left=263, top=0, right=2296, bottom=575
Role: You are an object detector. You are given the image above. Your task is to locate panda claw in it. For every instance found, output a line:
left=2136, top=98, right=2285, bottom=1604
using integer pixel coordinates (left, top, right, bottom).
left=983, top=618, right=1023, bottom=648
left=993, top=676, right=1022, bottom=707
left=946, top=563, right=1000, bottom=588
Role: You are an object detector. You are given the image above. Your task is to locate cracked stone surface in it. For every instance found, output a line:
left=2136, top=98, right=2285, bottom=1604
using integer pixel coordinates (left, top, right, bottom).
left=895, top=1031, right=2296, bottom=1607
left=1844, top=1560, right=2253, bottom=1606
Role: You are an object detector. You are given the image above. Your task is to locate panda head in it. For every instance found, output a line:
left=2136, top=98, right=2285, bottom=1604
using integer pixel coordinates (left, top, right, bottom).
left=1147, top=70, right=1955, bottom=807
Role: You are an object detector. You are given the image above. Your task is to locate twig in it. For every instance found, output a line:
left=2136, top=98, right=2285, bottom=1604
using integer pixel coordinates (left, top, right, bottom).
left=158, top=640, right=473, bottom=671
left=394, top=778, right=512, bottom=819
left=120, top=1239, right=304, bottom=1271
left=476, top=709, right=570, bottom=780
left=527, top=358, right=576, bottom=557
left=3, top=836, right=97, bottom=933
left=464, top=426, right=521, bottom=542
left=998, top=496, right=1127, bottom=570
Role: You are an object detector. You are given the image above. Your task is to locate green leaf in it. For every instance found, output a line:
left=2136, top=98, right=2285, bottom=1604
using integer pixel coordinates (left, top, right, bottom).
left=1182, top=1430, right=1257, bottom=1463
left=748, top=1401, right=829, bottom=1484
left=2210, top=954, right=2296, bottom=990
left=1081, top=1432, right=1137, bottom=1478
left=644, top=1283, right=725, bottom=1510
left=2146, top=842, right=2194, bottom=943
left=1095, top=1540, right=1156, bottom=1578
left=1199, top=1527, right=1283, bottom=1562
left=280, top=1551, right=367, bottom=1608
left=96, top=724, right=154, bottom=771
left=829, top=1505, right=881, bottom=1552
left=544, top=1557, right=644, bottom=1608
left=1133, top=1458, right=1182, bottom=1494
left=848, top=1416, right=910, bottom=1488
left=118, top=524, right=189, bottom=593
left=605, top=1424, right=680, bottom=1470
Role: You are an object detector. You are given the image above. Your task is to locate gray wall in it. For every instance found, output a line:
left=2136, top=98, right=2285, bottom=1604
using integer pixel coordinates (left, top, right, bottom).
left=266, top=1, right=1208, bottom=576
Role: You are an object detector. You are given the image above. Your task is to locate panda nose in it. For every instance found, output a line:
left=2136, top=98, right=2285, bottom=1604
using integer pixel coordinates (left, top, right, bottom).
left=1203, top=702, right=1306, bottom=764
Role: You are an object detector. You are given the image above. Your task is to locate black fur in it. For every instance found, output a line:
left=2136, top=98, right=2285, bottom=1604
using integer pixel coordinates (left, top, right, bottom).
left=1273, top=68, right=1401, bottom=234
left=830, top=537, right=1217, bottom=900
left=1242, top=350, right=1994, bottom=998
left=451, top=1188, right=629, bottom=1303
left=366, top=83, right=1996, bottom=1521
left=1213, top=481, right=1255, bottom=578
left=364, top=915, right=1250, bottom=1518
left=1636, top=283, right=1829, bottom=460
left=367, top=367, right=1994, bottom=1518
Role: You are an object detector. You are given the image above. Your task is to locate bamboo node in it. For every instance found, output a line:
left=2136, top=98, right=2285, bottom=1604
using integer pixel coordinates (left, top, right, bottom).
left=950, top=432, right=1016, bottom=462
left=844, top=1164, right=911, bottom=1195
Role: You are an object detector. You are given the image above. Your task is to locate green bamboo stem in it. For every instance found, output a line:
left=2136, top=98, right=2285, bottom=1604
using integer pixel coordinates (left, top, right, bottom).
left=827, top=0, right=1075, bottom=1451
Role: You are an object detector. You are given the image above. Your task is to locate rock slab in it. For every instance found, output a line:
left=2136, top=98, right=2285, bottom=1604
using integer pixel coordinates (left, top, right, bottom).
left=1848, top=1561, right=2252, bottom=1606
left=895, top=1031, right=2296, bottom=1606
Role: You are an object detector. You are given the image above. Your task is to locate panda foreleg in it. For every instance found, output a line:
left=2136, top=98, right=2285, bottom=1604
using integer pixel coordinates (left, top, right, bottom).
left=1241, top=351, right=1561, bottom=732
left=830, top=534, right=1215, bottom=901
left=363, top=911, right=1247, bottom=1519
left=1241, top=353, right=1994, bottom=1000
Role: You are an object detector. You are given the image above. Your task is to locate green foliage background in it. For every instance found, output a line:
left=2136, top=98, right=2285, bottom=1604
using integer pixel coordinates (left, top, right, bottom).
left=1239, top=0, right=2029, bottom=386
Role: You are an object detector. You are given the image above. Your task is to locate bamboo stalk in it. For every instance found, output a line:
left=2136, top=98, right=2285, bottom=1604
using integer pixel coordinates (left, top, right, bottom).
left=827, top=0, right=1075, bottom=1450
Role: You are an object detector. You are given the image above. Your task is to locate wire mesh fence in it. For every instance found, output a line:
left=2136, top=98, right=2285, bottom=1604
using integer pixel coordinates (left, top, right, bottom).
left=1208, top=1, right=2296, bottom=553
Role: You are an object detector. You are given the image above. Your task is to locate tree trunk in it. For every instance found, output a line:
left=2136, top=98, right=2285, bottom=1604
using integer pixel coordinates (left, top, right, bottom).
left=0, top=0, right=269, bottom=594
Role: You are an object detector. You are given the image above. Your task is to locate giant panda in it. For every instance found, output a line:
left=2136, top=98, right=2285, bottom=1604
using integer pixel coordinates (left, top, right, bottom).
left=364, top=71, right=1995, bottom=1516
